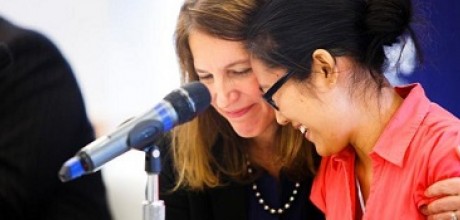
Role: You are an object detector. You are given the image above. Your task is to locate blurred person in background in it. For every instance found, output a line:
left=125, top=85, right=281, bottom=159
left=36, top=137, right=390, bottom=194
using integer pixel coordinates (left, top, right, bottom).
left=0, top=16, right=112, bottom=220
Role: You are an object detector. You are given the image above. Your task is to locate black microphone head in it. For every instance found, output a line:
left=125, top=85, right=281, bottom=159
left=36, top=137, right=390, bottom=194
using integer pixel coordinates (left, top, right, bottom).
left=164, top=81, right=211, bottom=124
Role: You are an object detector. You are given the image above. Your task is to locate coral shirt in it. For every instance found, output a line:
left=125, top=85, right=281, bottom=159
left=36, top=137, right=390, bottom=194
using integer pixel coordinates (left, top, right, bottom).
left=310, top=83, right=460, bottom=220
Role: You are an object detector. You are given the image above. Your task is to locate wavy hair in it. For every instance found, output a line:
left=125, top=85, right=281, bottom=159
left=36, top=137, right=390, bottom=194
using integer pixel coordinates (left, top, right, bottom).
left=171, top=0, right=318, bottom=190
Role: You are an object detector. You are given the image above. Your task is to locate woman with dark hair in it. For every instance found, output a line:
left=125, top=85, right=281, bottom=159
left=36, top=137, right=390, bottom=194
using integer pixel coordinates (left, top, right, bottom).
left=246, top=0, right=460, bottom=219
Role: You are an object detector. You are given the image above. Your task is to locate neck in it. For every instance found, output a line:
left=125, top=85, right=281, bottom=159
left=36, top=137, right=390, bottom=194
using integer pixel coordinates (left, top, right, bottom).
left=352, top=85, right=403, bottom=156
left=247, top=123, right=281, bottom=180
left=353, top=85, right=403, bottom=199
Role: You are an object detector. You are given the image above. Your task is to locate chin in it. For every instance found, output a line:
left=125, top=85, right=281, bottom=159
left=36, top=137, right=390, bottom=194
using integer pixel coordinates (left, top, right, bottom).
left=234, top=129, right=259, bottom=138
left=232, top=126, right=261, bottom=138
left=230, top=116, right=273, bottom=138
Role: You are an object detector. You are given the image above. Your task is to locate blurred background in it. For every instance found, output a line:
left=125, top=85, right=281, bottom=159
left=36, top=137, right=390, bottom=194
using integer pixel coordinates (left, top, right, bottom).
left=0, top=1, right=182, bottom=220
left=0, top=0, right=458, bottom=220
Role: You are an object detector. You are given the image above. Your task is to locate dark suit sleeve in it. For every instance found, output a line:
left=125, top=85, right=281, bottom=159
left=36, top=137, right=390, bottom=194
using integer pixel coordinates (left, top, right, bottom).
left=0, top=18, right=112, bottom=220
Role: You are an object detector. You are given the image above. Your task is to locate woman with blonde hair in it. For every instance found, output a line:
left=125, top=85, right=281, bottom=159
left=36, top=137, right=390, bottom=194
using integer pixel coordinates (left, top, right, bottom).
left=159, top=0, right=322, bottom=219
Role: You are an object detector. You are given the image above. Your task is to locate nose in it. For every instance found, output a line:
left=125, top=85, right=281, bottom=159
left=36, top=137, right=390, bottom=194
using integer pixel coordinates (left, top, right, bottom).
left=275, top=111, right=290, bottom=125
left=213, top=77, right=238, bottom=108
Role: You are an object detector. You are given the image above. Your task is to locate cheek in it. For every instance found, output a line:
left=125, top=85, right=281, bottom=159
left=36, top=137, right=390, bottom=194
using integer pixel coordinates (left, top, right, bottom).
left=244, top=74, right=262, bottom=87
left=237, top=77, right=264, bottom=97
left=203, top=84, right=218, bottom=107
left=277, top=87, right=305, bottom=114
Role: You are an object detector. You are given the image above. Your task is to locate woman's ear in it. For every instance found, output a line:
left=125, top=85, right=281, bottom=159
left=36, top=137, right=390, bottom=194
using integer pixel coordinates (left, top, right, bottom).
left=311, top=49, right=338, bottom=87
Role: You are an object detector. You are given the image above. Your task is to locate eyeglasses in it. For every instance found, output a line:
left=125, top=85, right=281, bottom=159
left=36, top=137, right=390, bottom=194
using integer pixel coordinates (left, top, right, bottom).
left=262, top=70, right=295, bottom=110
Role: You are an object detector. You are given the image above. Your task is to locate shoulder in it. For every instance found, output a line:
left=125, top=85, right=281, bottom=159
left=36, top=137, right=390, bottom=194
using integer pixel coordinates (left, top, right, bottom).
left=423, top=103, right=460, bottom=131
left=0, top=17, right=68, bottom=77
left=0, top=17, right=74, bottom=99
left=416, top=103, right=460, bottom=153
left=0, top=17, right=53, bottom=50
left=410, top=106, right=460, bottom=181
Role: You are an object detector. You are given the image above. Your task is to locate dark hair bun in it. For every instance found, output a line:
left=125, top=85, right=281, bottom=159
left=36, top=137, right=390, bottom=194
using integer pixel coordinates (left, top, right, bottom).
left=365, top=0, right=412, bottom=46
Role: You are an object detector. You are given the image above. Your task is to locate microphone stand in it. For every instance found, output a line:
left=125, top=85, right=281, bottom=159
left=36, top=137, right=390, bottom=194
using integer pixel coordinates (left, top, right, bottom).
left=143, top=144, right=165, bottom=220
left=128, top=121, right=166, bottom=220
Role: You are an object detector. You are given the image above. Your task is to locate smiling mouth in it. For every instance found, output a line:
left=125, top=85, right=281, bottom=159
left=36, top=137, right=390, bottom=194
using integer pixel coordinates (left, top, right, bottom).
left=225, top=106, right=252, bottom=118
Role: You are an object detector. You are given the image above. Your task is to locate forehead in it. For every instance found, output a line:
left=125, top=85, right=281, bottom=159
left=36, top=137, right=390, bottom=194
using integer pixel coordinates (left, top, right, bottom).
left=189, top=31, right=249, bottom=68
left=250, top=57, right=284, bottom=86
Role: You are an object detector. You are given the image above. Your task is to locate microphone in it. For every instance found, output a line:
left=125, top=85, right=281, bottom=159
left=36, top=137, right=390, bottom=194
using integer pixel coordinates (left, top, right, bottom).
left=59, top=81, right=211, bottom=182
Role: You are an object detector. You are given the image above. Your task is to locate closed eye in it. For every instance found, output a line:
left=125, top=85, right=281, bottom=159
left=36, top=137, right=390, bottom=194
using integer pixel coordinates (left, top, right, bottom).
left=229, top=68, right=252, bottom=76
left=197, top=73, right=213, bottom=82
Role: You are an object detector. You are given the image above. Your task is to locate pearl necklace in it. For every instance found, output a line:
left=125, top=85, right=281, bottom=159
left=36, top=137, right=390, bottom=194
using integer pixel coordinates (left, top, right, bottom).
left=247, top=160, right=301, bottom=215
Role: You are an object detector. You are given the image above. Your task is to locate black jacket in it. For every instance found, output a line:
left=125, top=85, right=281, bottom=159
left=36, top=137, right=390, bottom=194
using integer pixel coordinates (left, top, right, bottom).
left=159, top=136, right=324, bottom=220
left=0, top=17, right=112, bottom=220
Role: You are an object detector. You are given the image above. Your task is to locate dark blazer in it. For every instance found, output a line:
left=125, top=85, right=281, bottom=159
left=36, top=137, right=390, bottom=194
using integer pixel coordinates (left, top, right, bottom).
left=159, top=137, right=248, bottom=220
left=0, top=17, right=112, bottom=220
left=159, top=136, right=324, bottom=220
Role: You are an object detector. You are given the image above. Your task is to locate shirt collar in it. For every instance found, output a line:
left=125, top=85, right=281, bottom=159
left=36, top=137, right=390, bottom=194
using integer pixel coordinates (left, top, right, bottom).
left=372, top=83, right=430, bottom=166
left=330, top=146, right=356, bottom=170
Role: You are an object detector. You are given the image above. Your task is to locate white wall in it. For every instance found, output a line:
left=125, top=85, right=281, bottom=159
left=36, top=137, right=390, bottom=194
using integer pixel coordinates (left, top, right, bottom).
left=0, top=1, right=183, bottom=219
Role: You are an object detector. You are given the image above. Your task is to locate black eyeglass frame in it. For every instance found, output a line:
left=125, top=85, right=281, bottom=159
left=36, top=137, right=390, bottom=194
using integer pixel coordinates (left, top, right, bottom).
left=262, top=70, right=295, bottom=110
